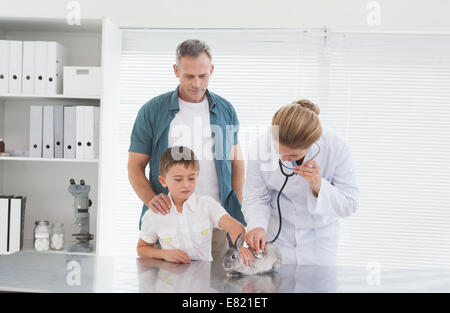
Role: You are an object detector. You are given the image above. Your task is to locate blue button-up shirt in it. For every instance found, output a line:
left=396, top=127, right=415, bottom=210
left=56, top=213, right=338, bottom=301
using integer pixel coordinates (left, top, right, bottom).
left=129, top=86, right=245, bottom=228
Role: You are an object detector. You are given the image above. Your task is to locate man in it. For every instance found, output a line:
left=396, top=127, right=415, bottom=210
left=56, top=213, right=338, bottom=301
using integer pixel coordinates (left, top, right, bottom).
left=128, top=39, right=246, bottom=261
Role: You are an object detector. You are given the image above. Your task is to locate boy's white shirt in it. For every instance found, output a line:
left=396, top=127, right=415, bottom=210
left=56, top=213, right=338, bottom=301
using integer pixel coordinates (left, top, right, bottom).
left=139, top=192, right=228, bottom=261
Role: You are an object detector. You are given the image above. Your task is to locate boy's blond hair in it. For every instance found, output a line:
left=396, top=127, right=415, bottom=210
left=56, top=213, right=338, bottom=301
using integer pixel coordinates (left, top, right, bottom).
left=159, top=146, right=199, bottom=176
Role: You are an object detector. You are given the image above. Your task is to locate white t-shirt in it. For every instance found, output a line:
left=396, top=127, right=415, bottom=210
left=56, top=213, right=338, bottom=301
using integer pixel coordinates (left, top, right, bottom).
left=168, top=97, right=221, bottom=202
left=139, top=193, right=228, bottom=261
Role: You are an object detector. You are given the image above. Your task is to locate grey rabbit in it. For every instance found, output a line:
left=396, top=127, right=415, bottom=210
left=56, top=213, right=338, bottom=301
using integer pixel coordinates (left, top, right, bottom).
left=222, top=232, right=281, bottom=276
left=223, top=271, right=281, bottom=292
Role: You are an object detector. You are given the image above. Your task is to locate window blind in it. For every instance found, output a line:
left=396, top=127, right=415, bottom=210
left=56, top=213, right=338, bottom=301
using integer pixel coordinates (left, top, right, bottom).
left=325, top=34, right=450, bottom=269
left=118, top=29, right=450, bottom=269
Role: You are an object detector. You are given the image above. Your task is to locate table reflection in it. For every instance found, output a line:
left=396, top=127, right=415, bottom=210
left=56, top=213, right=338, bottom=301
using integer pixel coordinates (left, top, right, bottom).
left=136, top=259, right=337, bottom=293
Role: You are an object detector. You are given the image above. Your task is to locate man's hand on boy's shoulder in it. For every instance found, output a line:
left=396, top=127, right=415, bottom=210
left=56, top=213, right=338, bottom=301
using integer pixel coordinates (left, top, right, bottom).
left=148, top=193, right=172, bottom=215
left=162, top=249, right=191, bottom=264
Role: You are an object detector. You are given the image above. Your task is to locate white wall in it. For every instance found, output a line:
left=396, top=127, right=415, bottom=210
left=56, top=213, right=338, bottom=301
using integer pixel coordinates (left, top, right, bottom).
left=0, top=0, right=449, bottom=33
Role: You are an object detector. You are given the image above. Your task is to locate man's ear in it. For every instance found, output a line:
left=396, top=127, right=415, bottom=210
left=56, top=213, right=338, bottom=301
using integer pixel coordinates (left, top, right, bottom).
left=173, top=64, right=180, bottom=78
left=210, top=64, right=214, bottom=75
left=158, top=175, right=167, bottom=188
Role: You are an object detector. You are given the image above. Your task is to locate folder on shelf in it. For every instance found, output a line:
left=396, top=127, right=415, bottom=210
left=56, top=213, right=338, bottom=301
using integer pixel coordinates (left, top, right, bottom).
left=42, top=106, right=55, bottom=158
left=0, top=196, right=8, bottom=254
left=64, top=106, right=76, bottom=159
left=29, top=105, right=43, bottom=158
left=22, top=41, right=35, bottom=94
left=75, top=106, right=85, bottom=160
left=0, top=195, right=26, bottom=255
left=34, top=41, right=47, bottom=95
left=94, top=106, right=100, bottom=159
left=54, top=105, right=64, bottom=158
left=46, top=42, right=67, bottom=95
left=8, top=40, right=23, bottom=94
left=84, top=106, right=95, bottom=159
left=0, top=40, right=9, bottom=93
left=9, top=197, right=26, bottom=253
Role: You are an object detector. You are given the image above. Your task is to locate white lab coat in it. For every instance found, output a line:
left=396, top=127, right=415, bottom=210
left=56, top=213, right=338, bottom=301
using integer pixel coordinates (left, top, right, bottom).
left=243, top=127, right=359, bottom=266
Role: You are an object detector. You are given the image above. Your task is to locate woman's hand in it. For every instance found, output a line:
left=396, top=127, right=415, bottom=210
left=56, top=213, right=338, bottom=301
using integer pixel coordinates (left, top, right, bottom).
left=294, top=160, right=322, bottom=197
left=244, top=227, right=266, bottom=252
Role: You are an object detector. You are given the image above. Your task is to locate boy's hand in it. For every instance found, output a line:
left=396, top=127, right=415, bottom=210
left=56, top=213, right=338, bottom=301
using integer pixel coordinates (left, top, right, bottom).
left=162, top=249, right=191, bottom=264
left=240, top=247, right=254, bottom=267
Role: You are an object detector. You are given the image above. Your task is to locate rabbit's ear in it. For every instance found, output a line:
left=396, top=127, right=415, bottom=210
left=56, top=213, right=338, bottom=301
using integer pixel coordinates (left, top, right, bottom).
left=235, top=233, right=244, bottom=252
left=226, top=232, right=234, bottom=248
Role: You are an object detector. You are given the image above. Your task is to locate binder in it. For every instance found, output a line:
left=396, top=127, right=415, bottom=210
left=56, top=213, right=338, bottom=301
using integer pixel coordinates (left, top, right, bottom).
left=94, top=106, right=100, bottom=159
left=9, top=197, right=26, bottom=253
left=42, top=106, right=55, bottom=158
left=75, top=106, right=85, bottom=159
left=54, top=105, right=64, bottom=158
left=64, top=106, right=76, bottom=159
left=0, top=196, right=8, bottom=254
left=0, top=196, right=26, bottom=255
left=8, top=40, right=23, bottom=94
left=46, top=42, right=67, bottom=95
left=0, top=40, right=9, bottom=93
left=29, top=105, right=43, bottom=157
left=84, top=106, right=94, bottom=159
left=34, top=41, right=47, bottom=95
left=22, top=41, right=35, bottom=94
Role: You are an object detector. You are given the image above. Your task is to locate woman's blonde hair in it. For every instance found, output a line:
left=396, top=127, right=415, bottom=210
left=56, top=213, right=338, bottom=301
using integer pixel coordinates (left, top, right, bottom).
left=271, top=99, right=322, bottom=150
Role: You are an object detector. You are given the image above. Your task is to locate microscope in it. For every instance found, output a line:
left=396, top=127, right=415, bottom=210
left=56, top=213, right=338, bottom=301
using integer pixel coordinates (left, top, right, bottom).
left=68, top=179, right=94, bottom=253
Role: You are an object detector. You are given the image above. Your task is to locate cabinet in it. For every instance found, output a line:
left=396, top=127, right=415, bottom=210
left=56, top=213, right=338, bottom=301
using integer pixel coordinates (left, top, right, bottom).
left=0, top=17, right=122, bottom=255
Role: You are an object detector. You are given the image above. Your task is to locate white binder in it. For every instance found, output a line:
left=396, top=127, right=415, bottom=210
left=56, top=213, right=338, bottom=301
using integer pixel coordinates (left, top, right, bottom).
left=54, top=105, right=64, bottom=158
left=64, top=106, right=76, bottom=159
left=0, top=196, right=8, bottom=254
left=29, top=105, right=43, bottom=157
left=42, top=106, right=55, bottom=158
left=84, top=106, right=94, bottom=159
left=94, top=106, right=100, bottom=159
left=0, top=40, right=9, bottom=93
left=8, top=40, right=23, bottom=94
left=34, top=41, right=47, bottom=95
left=9, top=197, right=25, bottom=254
left=46, top=42, right=67, bottom=95
left=0, top=196, right=25, bottom=255
left=22, top=41, right=35, bottom=94
left=75, top=106, right=85, bottom=159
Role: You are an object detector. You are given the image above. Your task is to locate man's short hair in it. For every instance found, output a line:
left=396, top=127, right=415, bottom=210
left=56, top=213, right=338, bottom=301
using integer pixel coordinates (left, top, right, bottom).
left=176, top=39, right=212, bottom=65
left=159, top=146, right=200, bottom=176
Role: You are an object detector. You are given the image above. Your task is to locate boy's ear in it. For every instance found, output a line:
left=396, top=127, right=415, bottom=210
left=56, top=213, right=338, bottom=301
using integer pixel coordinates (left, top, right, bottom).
left=158, top=175, right=167, bottom=188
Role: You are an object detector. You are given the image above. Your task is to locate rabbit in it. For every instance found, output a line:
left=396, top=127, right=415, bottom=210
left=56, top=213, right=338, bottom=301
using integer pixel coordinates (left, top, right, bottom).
left=223, top=271, right=281, bottom=293
left=222, top=232, right=282, bottom=276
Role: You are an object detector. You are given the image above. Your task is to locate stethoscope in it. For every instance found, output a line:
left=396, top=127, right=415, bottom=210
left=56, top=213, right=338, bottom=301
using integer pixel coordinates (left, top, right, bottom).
left=267, top=142, right=321, bottom=244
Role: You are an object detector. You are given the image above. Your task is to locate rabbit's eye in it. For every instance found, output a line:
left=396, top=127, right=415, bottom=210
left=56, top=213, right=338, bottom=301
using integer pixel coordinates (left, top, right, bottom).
left=232, top=255, right=236, bottom=259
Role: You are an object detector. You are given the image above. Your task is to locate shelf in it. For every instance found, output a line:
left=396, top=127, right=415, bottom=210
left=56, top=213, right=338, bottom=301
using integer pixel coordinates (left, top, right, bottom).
left=0, top=17, right=102, bottom=34
left=0, top=93, right=101, bottom=101
left=0, top=156, right=99, bottom=163
left=21, top=240, right=96, bottom=256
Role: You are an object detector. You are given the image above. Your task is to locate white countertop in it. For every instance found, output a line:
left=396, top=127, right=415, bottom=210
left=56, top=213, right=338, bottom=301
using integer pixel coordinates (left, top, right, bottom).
left=1, top=251, right=450, bottom=293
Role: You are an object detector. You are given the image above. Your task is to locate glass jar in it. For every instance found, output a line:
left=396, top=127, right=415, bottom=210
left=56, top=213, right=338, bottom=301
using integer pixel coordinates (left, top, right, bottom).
left=34, top=220, right=50, bottom=251
left=50, top=223, right=64, bottom=250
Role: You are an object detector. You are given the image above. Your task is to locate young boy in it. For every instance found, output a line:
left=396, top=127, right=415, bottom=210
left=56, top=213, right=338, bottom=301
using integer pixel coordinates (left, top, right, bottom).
left=137, top=146, right=252, bottom=264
